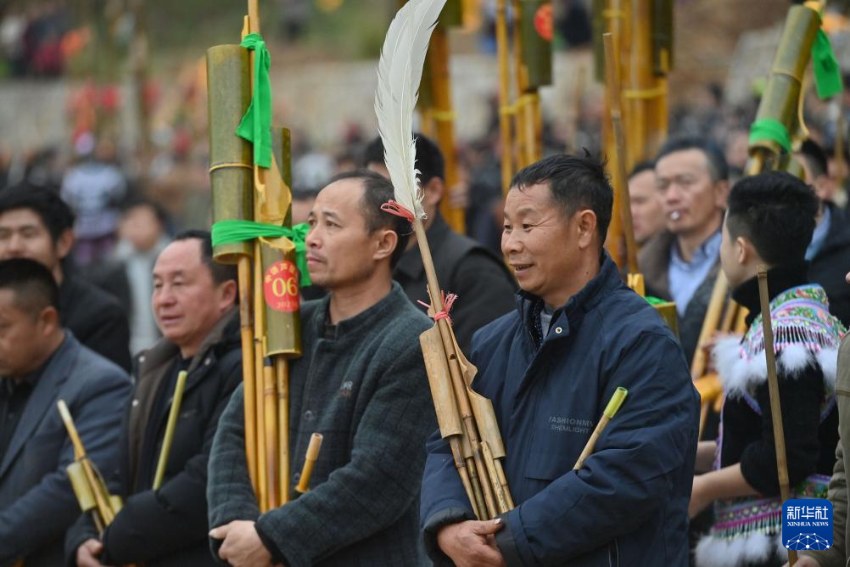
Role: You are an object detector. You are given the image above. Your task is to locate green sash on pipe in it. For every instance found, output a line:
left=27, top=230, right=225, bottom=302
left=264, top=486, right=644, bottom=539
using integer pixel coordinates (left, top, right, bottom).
left=212, top=220, right=311, bottom=286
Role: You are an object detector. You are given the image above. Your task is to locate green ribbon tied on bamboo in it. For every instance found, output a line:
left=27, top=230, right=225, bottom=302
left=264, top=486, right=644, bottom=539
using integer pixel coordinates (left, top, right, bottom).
left=748, top=118, right=792, bottom=154
left=212, top=220, right=312, bottom=286
left=236, top=33, right=273, bottom=168
left=812, top=29, right=842, bottom=100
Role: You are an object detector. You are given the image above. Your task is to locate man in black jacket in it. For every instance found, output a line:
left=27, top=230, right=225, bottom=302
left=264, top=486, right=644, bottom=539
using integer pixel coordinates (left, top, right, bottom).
left=66, top=230, right=241, bottom=567
left=0, top=185, right=131, bottom=371
left=364, top=134, right=516, bottom=353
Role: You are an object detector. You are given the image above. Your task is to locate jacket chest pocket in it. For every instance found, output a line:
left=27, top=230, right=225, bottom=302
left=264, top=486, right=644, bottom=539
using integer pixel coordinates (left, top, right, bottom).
left=524, top=411, right=594, bottom=481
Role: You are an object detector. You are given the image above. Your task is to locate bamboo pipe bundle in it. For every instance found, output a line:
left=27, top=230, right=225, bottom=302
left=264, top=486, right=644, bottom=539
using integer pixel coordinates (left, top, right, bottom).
left=57, top=400, right=122, bottom=534
left=207, top=0, right=309, bottom=514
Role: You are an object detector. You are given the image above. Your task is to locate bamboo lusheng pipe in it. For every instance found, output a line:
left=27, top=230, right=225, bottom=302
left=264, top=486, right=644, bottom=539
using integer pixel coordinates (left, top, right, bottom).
left=57, top=400, right=119, bottom=531
left=253, top=242, right=269, bottom=511
left=573, top=387, right=628, bottom=470
left=425, top=23, right=466, bottom=234
left=517, top=0, right=551, bottom=165
left=238, top=258, right=258, bottom=494
left=205, top=40, right=258, bottom=493
left=603, top=33, right=639, bottom=274
left=625, top=0, right=656, bottom=163
left=495, top=0, right=514, bottom=195
left=275, top=356, right=290, bottom=504
left=414, top=218, right=514, bottom=518
left=153, top=370, right=188, bottom=490
left=746, top=4, right=821, bottom=169
left=262, top=359, right=279, bottom=510
left=295, top=433, right=323, bottom=493
left=757, top=266, right=797, bottom=566
left=511, top=0, right=528, bottom=169
left=690, top=272, right=729, bottom=381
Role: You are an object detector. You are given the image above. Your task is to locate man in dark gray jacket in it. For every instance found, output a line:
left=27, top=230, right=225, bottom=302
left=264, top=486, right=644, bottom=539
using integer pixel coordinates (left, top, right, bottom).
left=208, top=170, right=434, bottom=567
left=0, top=258, right=131, bottom=567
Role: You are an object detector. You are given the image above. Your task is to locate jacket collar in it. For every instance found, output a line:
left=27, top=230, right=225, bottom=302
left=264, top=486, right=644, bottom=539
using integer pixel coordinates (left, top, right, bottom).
left=0, top=332, right=77, bottom=478
left=138, top=307, right=239, bottom=377
left=638, top=231, right=677, bottom=299
left=395, top=213, right=451, bottom=281
left=732, top=262, right=809, bottom=326
left=308, top=282, right=411, bottom=341
left=819, top=201, right=850, bottom=255
left=517, top=252, right=622, bottom=347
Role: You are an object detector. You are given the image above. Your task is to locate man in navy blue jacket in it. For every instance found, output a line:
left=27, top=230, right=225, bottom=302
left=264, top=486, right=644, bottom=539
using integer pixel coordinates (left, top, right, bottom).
left=421, top=153, right=700, bottom=567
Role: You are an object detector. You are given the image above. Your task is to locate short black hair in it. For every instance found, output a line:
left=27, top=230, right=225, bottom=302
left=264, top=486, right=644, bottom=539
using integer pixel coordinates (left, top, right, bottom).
left=655, top=136, right=729, bottom=182
left=363, top=133, right=446, bottom=185
left=172, top=229, right=238, bottom=286
left=0, top=257, right=59, bottom=316
left=797, top=138, right=829, bottom=179
left=510, top=153, right=613, bottom=246
left=725, top=171, right=818, bottom=266
left=121, top=197, right=170, bottom=228
left=629, top=160, right=655, bottom=178
left=0, top=184, right=75, bottom=242
left=326, top=169, right=412, bottom=268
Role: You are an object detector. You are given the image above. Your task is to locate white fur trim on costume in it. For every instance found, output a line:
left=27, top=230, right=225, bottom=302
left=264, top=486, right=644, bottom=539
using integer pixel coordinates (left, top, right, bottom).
left=713, top=336, right=743, bottom=384
left=694, top=532, right=776, bottom=567
left=779, top=343, right=810, bottom=375
left=713, top=339, right=839, bottom=398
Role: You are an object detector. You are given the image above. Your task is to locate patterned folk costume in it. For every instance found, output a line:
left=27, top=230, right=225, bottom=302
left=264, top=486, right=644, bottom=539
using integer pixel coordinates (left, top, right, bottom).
left=697, top=283, right=846, bottom=567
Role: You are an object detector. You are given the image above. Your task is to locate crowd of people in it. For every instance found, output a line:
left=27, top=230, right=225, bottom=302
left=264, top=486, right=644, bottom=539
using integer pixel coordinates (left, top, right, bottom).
left=1, top=46, right=850, bottom=565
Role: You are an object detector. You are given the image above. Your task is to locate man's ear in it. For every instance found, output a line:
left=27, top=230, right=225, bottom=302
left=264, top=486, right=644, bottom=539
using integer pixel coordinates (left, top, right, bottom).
left=217, top=280, right=238, bottom=311
left=576, top=209, right=598, bottom=249
left=373, top=228, right=399, bottom=263
left=713, top=180, right=731, bottom=209
left=735, top=235, right=753, bottom=266
left=38, top=305, right=60, bottom=335
left=55, top=229, right=74, bottom=260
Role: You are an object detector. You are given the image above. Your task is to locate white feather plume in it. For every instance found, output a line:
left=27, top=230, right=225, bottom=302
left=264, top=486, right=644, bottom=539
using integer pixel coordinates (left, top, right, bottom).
left=374, top=0, right=447, bottom=220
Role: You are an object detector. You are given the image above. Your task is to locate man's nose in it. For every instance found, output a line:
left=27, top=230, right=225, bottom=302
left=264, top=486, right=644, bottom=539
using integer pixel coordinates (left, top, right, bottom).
left=501, top=230, right=520, bottom=255
left=4, top=234, right=24, bottom=254
left=306, top=226, right=320, bottom=248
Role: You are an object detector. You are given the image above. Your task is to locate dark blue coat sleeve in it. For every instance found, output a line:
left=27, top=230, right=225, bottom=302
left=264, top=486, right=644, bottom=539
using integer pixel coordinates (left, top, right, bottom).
left=0, top=367, right=130, bottom=563
left=495, top=333, right=699, bottom=566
